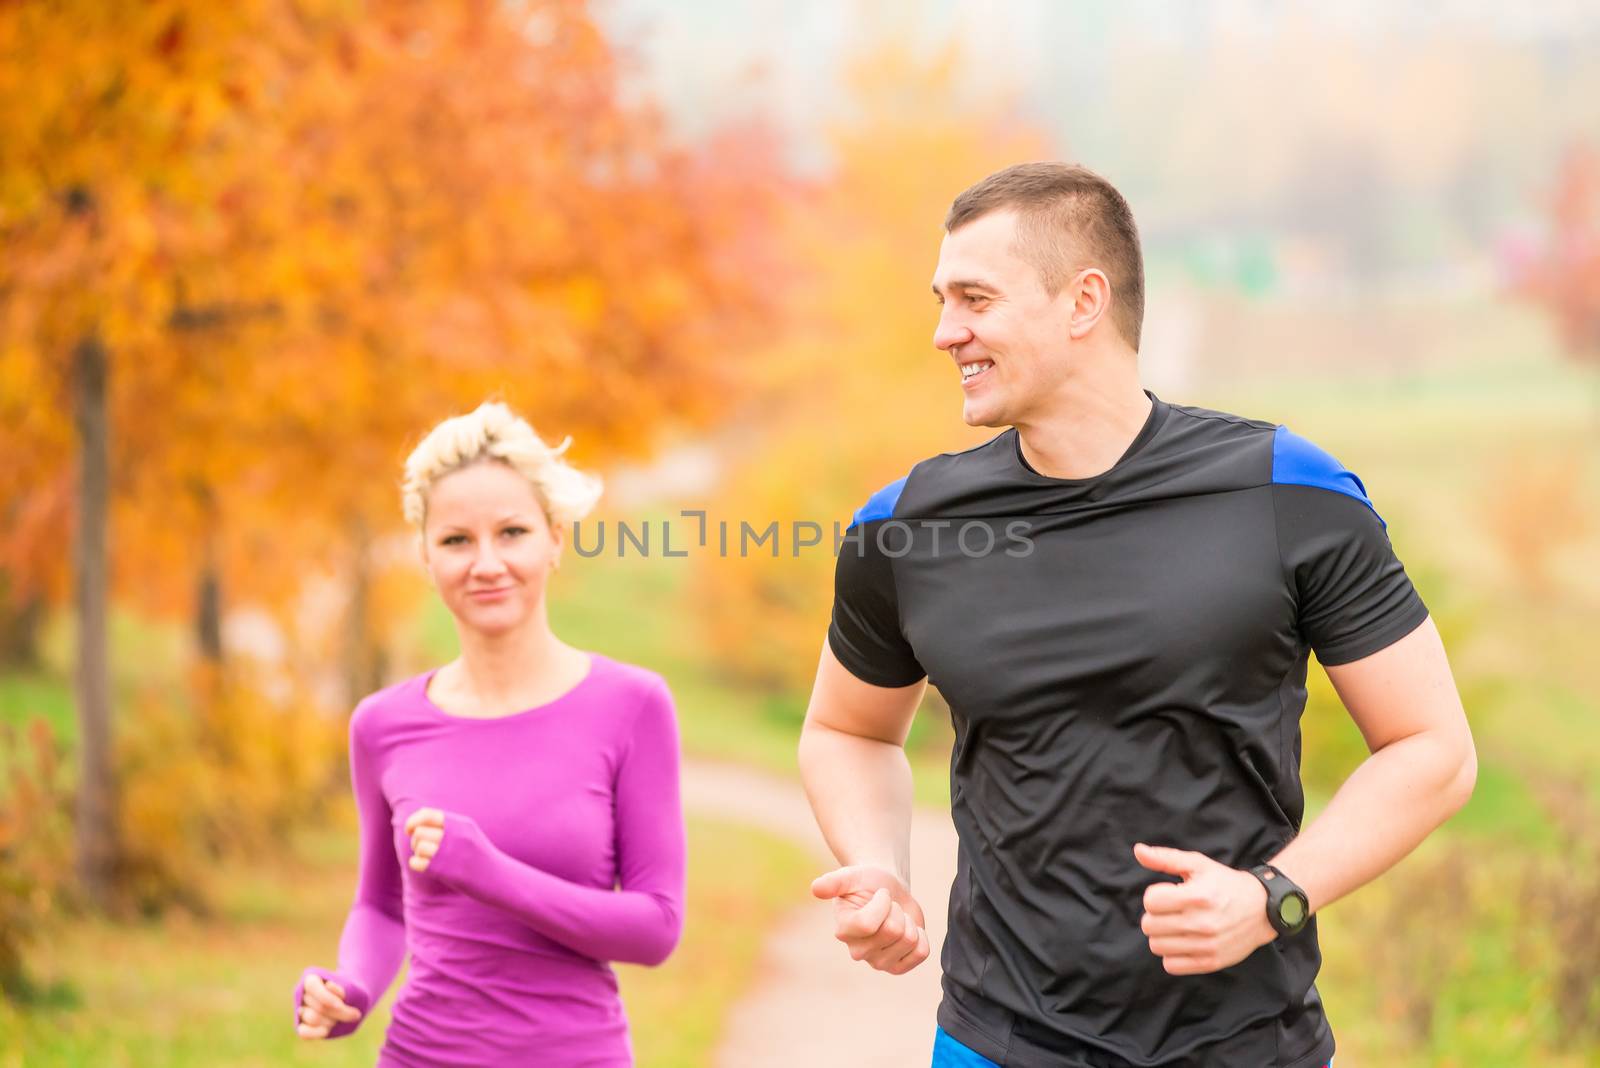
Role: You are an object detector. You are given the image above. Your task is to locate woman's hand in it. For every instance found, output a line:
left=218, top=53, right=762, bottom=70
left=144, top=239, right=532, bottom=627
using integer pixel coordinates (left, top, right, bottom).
left=295, top=971, right=362, bottom=1039
left=404, top=807, right=500, bottom=892
left=405, top=807, right=447, bottom=873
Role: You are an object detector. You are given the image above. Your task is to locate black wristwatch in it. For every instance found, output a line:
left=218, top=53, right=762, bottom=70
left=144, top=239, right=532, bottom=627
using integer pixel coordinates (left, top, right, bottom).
left=1249, top=864, right=1310, bottom=937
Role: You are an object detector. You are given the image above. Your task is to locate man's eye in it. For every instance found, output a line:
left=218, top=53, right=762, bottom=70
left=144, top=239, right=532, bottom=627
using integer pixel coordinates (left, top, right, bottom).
left=968, top=295, right=990, bottom=306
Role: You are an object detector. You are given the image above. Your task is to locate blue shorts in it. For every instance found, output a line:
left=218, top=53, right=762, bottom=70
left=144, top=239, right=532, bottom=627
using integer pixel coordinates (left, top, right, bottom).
left=932, top=1027, right=999, bottom=1067
left=931, top=1026, right=1333, bottom=1067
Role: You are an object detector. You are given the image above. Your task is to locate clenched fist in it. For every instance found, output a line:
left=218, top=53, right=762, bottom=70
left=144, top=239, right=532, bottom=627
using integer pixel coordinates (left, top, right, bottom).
left=405, top=807, right=448, bottom=873
left=1134, top=842, right=1277, bottom=976
left=811, top=864, right=931, bottom=975
left=294, top=971, right=363, bottom=1040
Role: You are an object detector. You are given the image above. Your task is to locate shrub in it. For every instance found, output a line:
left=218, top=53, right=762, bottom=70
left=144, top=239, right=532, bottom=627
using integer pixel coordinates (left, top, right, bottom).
left=0, top=718, right=76, bottom=1000
left=113, top=663, right=345, bottom=916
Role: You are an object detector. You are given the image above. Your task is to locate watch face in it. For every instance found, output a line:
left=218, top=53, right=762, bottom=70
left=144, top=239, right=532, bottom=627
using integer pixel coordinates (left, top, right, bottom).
left=1279, top=894, right=1307, bottom=927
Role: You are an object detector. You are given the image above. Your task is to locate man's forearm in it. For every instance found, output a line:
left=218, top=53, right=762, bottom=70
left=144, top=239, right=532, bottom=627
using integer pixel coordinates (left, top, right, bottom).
left=1271, top=727, right=1476, bottom=915
left=798, top=721, right=916, bottom=883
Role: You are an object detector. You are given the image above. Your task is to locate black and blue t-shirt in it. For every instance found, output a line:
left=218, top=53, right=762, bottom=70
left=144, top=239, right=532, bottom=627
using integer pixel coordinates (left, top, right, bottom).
left=827, top=391, right=1428, bottom=1068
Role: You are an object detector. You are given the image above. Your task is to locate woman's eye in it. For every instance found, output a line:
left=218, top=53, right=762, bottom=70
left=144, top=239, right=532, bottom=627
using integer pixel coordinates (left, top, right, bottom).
left=501, top=527, right=528, bottom=537
left=441, top=534, right=468, bottom=546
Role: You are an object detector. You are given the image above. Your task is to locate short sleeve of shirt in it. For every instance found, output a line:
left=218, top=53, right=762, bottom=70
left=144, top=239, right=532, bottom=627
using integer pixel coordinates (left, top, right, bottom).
left=827, top=523, right=927, bottom=687
left=1273, top=482, right=1429, bottom=666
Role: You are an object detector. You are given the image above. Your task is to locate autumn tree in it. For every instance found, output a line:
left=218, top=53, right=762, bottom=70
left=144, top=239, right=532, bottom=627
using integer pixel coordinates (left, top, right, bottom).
left=0, top=0, right=786, bottom=907
left=220, top=0, right=787, bottom=698
left=1516, top=143, right=1600, bottom=365
left=0, top=0, right=273, bottom=906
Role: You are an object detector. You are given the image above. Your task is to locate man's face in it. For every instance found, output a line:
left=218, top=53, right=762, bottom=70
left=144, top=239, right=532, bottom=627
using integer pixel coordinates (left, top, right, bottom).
left=930, top=210, right=1077, bottom=428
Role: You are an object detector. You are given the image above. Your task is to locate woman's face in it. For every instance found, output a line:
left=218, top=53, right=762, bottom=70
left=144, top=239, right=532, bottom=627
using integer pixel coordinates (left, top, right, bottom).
left=420, top=460, right=562, bottom=638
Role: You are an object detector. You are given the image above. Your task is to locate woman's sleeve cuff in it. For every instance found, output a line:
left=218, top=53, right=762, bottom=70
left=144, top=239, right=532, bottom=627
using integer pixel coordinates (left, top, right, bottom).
left=292, top=965, right=372, bottom=1039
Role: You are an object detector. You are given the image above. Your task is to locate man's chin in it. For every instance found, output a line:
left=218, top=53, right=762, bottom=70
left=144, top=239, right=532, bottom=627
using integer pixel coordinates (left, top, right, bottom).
left=961, top=400, right=1007, bottom=429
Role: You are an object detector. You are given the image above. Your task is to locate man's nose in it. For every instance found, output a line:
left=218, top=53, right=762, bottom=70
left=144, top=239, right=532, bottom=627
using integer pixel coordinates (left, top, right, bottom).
left=933, top=308, right=973, bottom=353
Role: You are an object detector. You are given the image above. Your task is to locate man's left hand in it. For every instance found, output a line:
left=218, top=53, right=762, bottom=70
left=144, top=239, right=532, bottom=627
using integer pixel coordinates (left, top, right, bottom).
left=1133, top=842, right=1277, bottom=976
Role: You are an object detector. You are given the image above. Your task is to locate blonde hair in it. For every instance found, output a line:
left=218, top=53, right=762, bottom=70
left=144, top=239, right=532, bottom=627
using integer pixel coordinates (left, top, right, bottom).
left=401, top=402, right=603, bottom=529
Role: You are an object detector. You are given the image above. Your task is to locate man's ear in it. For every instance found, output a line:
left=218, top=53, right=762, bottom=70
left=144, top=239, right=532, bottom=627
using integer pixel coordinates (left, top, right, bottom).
left=1067, top=267, right=1113, bottom=340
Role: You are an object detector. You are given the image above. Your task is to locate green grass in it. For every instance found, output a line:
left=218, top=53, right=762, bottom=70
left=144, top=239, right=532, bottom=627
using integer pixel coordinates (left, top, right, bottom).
left=0, top=673, right=74, bottom=745
left=2, top=813, right=813, bottom=1068
left=0, top=672, right=74, bottom=796
left=1317, top=838, right=1596, bottom=1068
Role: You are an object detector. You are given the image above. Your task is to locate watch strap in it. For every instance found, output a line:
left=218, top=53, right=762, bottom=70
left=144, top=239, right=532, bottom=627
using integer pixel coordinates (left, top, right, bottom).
left=1249, top=863, right=1310, bottom=937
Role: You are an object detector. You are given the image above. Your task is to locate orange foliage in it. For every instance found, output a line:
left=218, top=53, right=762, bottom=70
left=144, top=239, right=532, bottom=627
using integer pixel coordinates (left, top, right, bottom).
left=1480, top=451, right=1592, bottom=596
left=0, top=719, right=74, bottom=988
left=0, top=1, right=790, bottom=919
left=112, top=663, right=345, bottom=914
left=690, top=44, right=1049, bottom=692
left=0, top=1, right=788, bottom=632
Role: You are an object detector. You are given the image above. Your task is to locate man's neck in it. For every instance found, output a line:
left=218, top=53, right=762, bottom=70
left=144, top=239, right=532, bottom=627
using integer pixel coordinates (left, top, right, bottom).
left=1013, top=379, right=1153, bottom=481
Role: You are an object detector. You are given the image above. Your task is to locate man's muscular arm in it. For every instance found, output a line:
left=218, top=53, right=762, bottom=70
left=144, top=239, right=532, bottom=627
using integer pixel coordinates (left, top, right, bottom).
left=1137, top=616, right=1475, bottom=975
left=1270, top=615, right=1476, bottom=909
left=799, top=640, right=933, bottom=974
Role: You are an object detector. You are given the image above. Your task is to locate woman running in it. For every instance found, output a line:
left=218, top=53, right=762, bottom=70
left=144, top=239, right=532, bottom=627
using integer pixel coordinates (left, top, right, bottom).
left=293, top=401, right=686, bottom=1067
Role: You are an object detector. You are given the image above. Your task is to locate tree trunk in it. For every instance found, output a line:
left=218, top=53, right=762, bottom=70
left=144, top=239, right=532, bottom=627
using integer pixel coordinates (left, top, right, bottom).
left=0, top=576, right=44, bottom=669
left=195, top=488, right=223, bottom=664
left=72, top=332, right=117, bottom=909
left=196, top=563, right=223, bottom=664
left=344, top=515, right=386, bottom=706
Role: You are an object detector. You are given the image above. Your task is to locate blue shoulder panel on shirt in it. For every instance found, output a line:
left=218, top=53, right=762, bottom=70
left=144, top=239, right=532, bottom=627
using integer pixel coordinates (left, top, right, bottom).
left=1271, top=425, right=1385, bottom=528
left=848, top=475, right=908, bottom=531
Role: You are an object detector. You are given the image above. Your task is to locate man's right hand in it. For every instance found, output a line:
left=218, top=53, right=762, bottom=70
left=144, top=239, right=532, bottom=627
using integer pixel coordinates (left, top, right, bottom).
left=811, top=864, right=931, bottom=975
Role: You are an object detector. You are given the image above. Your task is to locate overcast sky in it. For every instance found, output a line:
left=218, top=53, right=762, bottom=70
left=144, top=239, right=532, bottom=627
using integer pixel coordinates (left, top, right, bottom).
left=598, top=0, right=1600, bottom=168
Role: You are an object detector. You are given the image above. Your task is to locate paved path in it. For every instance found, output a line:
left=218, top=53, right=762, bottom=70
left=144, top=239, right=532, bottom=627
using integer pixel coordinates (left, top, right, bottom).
left=681, top=760, right=959, bottom=1068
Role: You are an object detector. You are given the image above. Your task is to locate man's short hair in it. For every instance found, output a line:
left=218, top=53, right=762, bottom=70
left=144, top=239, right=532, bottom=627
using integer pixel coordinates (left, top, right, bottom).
left=945, top=162, right=1145, bottom=351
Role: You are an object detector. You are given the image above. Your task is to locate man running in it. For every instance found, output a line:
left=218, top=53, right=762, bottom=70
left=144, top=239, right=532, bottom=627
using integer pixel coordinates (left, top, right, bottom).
left=798, top=162, right=1476, bottom=1067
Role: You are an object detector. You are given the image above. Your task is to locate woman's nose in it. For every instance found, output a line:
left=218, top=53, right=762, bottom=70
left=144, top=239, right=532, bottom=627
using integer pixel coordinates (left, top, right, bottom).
left=471, top=546, right=507, bottom=575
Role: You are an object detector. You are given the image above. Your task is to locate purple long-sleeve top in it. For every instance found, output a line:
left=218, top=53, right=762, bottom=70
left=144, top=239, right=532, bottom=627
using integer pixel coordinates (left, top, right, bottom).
left=293, top=652, right=686, bottom=1067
